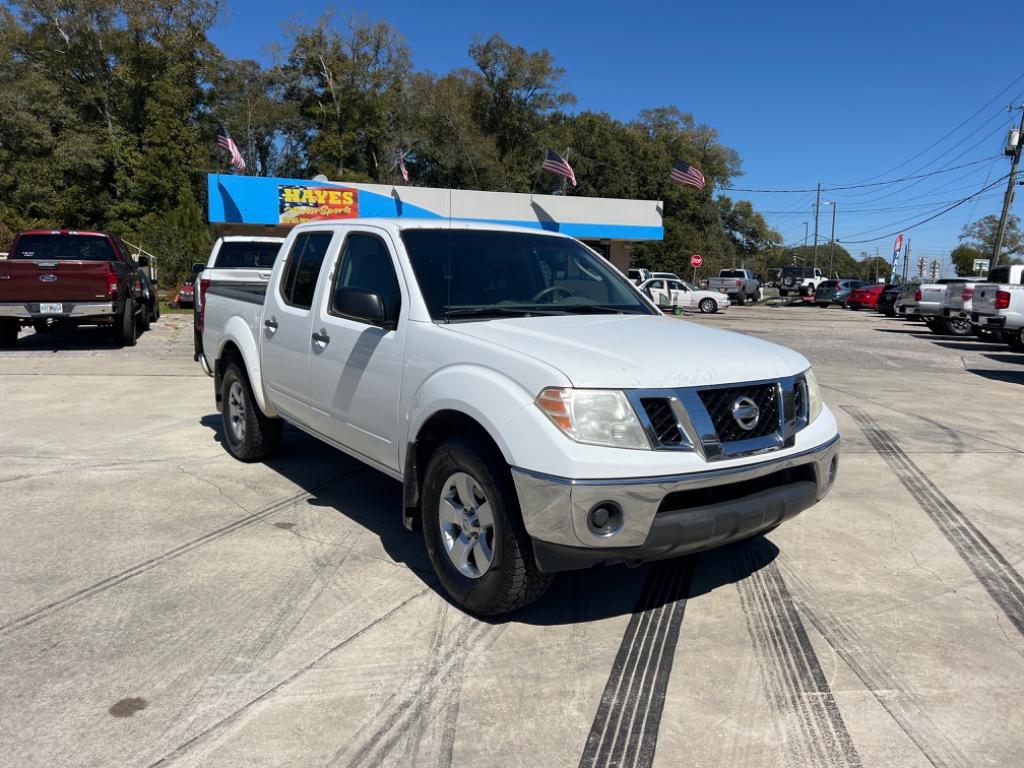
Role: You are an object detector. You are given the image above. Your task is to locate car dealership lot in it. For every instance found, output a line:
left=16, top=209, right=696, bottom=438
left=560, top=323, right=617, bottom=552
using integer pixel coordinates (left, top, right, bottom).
left=1, top=308, right=1022, bottom=768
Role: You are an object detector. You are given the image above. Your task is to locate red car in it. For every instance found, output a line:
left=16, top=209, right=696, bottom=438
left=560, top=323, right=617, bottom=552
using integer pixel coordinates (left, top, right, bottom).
left=846, top=283, right=884, bottom=310
left=171, top=280, right=195, bottom=308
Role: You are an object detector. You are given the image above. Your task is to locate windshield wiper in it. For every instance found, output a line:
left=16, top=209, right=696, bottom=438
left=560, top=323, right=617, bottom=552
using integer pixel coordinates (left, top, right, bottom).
left=551, top=304, right=638, bottom=314
left=442, top=306, right=562, bottom=321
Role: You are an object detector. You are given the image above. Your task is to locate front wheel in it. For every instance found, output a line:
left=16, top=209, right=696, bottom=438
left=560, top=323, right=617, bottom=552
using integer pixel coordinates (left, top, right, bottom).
left=220, top=362, right=283, bottom=461
left=422, top=436, right=552, bottom=615
left=698, top=298, right=718, bottom=313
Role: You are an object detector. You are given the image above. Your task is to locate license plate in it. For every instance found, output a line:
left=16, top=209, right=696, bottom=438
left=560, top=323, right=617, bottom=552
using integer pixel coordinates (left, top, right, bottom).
left=39, top=303, right=63, bottom=314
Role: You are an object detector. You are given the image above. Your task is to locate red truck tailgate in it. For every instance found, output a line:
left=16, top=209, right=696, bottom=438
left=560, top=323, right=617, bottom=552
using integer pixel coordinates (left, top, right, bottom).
left=0, top=260, right=112, bottom=302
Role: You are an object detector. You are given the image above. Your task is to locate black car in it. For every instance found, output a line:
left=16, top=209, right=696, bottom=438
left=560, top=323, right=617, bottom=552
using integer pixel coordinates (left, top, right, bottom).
left=876, top=285, right=902, bottom=317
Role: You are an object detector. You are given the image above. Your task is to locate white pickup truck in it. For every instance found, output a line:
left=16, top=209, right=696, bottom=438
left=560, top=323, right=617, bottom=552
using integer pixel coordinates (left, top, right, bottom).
left=200, top=220, right=840, bottom=615
left=707, top=268, right=760, bottom=305
left=972, top=264, right=1024, bottom=351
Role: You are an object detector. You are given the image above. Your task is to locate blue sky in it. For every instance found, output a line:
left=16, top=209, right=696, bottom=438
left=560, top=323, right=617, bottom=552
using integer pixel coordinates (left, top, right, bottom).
left=210, top=0, right=1018, bottom=273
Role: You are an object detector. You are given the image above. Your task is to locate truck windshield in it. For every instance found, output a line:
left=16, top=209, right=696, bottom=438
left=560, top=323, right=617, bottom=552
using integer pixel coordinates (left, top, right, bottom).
left=401, top=230, right=656, bottom=320
left=11, top=234, right=115, bottom=261
left=214, top=241, right=282, bottom=268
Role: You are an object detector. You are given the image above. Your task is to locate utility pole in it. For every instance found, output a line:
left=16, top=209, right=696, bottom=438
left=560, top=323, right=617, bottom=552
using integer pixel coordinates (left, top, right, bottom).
left=812, top=183, right=821, bottom=269
left=803, top=221, right=808, bottom=251
left=826, top=201, right=837, bottom=277
left=992, top=106, right=1024, bottom=270
left=902, top=239, right=911, bottom=283
left=875, top=246, right=879, bottom=282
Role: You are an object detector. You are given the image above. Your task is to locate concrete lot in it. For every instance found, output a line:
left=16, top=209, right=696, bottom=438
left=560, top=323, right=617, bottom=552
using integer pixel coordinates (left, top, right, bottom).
left=1, top=305, right=1022, bottom=768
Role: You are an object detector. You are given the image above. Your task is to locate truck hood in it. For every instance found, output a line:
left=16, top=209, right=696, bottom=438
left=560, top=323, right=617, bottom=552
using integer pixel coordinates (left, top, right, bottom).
left=442, top=315, right=809, bottom=388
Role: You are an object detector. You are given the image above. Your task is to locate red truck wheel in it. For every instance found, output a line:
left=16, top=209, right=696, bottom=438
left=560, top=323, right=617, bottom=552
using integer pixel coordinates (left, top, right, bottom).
left=0, top=321, right=17, bottom=348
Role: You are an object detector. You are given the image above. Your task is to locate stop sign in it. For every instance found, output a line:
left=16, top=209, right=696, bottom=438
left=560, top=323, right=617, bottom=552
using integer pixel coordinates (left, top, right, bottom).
left=690, top=254, right=703, bottom=268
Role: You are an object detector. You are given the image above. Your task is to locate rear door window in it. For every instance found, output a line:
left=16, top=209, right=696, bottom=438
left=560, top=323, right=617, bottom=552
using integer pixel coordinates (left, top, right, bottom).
left=279, top=232, right=332, bottom=310
left=11, top=234, right=116, bottom=261
left=214, top=241, right=283, bottom=269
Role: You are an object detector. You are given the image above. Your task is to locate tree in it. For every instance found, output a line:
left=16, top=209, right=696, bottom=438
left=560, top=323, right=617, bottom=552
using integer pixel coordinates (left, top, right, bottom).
left=959, top=214, right=1024, bottom=262
left=950, top=243, right=985, bottom=276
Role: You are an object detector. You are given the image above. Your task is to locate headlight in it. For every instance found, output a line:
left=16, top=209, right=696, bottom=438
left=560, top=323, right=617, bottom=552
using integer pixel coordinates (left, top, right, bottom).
left=535, top=388, right=650, bottom=449
left=803, top=368, right=823, bottom=423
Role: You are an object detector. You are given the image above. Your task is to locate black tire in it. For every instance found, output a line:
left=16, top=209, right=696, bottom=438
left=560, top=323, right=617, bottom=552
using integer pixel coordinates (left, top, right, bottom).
left=112, top=299, right=137, bottom=347
left=735, top=294, right=745, bottom=306
left=138, top=303, right=151, bottom=332
left=942, top=317, right=972, bottom=337
left=816, top=302, right=828, bottom=308
left=32, top=320, right=56, bottom=334
left=421, top=436, right=552, bottom=615
left=220, top=362, right=283, bottom=461
left=0, top=320, right=17, bottom=348
left=1007, top=329, right=1024, bottom=352
left=925, top=319, right=944, bottom=334
left=748, top=292, right=758, bottom=304
left=698, top=297, right=718, bottom=313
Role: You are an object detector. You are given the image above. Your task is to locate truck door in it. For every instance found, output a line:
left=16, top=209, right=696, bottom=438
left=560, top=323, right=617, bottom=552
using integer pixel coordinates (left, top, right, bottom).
left=260, top=231, right=336, bottom=423
left=307, top=228, right=407, bottom=473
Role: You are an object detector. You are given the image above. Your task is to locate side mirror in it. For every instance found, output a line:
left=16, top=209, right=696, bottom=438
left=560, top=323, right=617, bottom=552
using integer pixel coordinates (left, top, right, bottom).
left=333, top=287, right=392, bottom=329
left=137, top=256, right=149, bottom=267
left=191, top=262, right=205, bottom=276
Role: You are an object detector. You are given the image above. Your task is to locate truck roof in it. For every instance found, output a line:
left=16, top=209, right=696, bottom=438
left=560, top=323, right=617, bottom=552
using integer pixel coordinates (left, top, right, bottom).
left=17, top=229, right=110, bottom=238
left=287, top=218, right=575, bottom=239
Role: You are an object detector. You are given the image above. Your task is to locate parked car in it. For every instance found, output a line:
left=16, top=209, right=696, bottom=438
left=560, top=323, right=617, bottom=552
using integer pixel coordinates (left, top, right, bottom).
left=193, top=236, right=286, bottom=368
left=972, top=265, right=1024, bottom=351
left=200, top=220, right=840, bottom=615
left=707, top=268, right=760, bottom=305
left=171, top=280, right=195, bottom=309
left=876, top=285, right=903, bottom=317
left=778, top=265, right=824, bottom=297
left=846, top=283, right=885, bottom=310
left=139, top=270, right=160, bottom=325
left=0, top=229, right=146, bottom=348
left=627, top=268, right=652, bottom=285
left=639, top=277, right=730, bottom=313
left=814, top=279, right=866, bottom=308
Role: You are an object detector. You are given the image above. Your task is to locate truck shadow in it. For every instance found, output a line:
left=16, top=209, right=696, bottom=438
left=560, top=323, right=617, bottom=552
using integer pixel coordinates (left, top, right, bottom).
left=966, top=369, right=1024, bottom=385
left=200, top=414, right=780, bottom=625
left=10, top=325, right=156, bottom=351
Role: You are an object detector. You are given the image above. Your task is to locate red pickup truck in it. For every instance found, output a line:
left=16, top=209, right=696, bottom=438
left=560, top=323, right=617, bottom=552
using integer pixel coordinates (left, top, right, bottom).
left=0, top=230, right=147, bottom=348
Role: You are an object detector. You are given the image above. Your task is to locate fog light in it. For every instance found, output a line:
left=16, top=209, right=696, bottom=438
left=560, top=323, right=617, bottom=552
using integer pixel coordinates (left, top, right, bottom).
left=587, top=502, right=623, bottom=536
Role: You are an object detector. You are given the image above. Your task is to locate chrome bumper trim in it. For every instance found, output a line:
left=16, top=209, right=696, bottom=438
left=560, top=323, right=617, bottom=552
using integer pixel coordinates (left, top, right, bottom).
left=0, top=302, right=115, bottom=319
left=512, top=434, right=840, bottom=548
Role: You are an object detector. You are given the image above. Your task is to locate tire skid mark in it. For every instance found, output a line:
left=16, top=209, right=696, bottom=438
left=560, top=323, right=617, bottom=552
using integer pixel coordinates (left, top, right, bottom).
left=333, top=609, right=495, bottom=768
left=0, top=472, right=356, bottom=636
left=578, top=557, right=696, bottom=768
left=844, top=406, right=1024, bottom=635
left=782, top=565, right=973, bottom=768
left=733, top=543, right=862, bottom=768
left=146, top=587, right=429, bottom=768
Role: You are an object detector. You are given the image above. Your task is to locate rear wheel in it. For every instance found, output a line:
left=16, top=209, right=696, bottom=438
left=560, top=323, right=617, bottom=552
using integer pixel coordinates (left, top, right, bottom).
left=138, top=303, right=151, bottom=332
left=220, top=362, right=283, bottom=461
left=0, top=320, right=18, bottom=348
left=112, top=299, right=137, bottom=347
left=421, top=436, right=552, bottom=615
left=942, top=317, right=972, bottom=336
left=698, top=298, right=718, bottom=313
left=925, top=319, right=944, bottom=334
left=1007, top=329, right=1024, bottom=352
left=779, top=289, right=789, bottom=297
left=735, top=293, right=745, bottom=306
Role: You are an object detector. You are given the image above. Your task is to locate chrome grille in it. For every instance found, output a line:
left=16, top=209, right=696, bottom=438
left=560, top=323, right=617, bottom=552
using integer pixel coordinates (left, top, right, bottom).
left=697, top=384, right=780, bottom=443
left=640, top=398, right=685, bottom=445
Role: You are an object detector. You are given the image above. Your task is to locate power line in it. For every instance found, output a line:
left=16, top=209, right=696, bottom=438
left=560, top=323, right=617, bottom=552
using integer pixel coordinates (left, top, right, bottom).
left=823, top=71, right=1024, bottom=185
left=837, top=174, right=1010, bottom=244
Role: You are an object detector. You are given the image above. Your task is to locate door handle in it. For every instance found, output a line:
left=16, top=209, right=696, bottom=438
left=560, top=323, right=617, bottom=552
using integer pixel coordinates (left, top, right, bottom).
left=264, top=318, right=278, bottom=330
left=311, top=330, right=330, bottom=345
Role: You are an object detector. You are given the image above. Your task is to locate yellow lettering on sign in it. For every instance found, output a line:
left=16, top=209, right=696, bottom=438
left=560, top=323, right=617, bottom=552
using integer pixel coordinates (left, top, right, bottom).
left=300, top=189, right=315, bottom=204
left=283, top=187, right=301, bottom=203
left=327, top=190, right=342, bottom=205
left=342, top=191, right=354, bottom=205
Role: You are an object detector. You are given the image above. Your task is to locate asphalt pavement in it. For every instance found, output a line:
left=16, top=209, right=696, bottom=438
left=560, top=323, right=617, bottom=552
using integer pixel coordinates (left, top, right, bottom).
left=1, top=305, right=1022, bottom=768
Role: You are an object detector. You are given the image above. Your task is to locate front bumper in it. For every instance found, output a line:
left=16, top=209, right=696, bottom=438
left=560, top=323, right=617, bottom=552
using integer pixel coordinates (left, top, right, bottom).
left=512, top=434, right=840, bottom=572
left=0, top=301, right=115, bottom=320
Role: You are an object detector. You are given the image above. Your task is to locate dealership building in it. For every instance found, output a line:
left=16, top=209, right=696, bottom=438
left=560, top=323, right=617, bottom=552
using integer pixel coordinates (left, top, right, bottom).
left=206, top=173, right=663, bottom=272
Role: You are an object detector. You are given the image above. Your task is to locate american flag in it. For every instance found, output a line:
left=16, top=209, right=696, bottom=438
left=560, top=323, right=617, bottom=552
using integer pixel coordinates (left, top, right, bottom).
left=217, top=125, right=246, bottom=172
left=670, top=160, right=705, bottom=190
left=541, top=149, right=576, bottom=187
left=398, top=150, right=409, bottom=182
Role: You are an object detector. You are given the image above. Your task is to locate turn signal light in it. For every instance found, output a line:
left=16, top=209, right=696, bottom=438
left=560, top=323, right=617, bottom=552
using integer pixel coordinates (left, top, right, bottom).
left=962, top=287, right=975, bottom=301
left=197, top=278, right=211, bottom=332
left=536, top=388, right=572, bottom=431
left=105, top=266, right=118, bottom=298
left=996, top=290, right=1011, bottom=310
